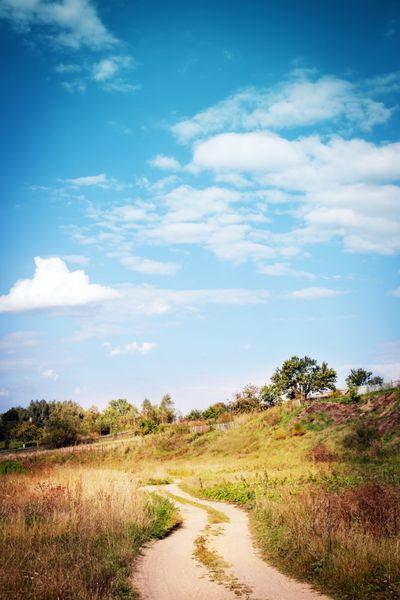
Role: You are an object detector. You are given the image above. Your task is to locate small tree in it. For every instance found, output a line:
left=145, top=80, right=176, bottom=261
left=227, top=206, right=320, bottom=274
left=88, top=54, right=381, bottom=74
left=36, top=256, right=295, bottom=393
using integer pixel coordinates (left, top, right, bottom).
left=271, top=356, right=337, bottom=404
left=159, top=394, right=175, bottom=424
left=203, top=402, right=228, bottom=421
left=186, top=409, right=203, bottom=421
left=346, top=368, right=373, bottom=388
left=230, top=384, right=262, bottom=413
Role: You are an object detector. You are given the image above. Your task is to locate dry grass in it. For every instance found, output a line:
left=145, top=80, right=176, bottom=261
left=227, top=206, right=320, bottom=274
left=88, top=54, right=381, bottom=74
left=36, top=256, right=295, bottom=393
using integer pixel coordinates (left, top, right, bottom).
left=0, top=467, right=178, bottom=600
left=252, top=483, right=400, bottom=600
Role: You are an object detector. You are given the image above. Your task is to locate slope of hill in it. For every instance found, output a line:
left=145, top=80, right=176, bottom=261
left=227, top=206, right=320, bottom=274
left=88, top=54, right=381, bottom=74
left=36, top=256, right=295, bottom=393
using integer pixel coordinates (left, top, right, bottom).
left=1, top=389, right=399, bottom=600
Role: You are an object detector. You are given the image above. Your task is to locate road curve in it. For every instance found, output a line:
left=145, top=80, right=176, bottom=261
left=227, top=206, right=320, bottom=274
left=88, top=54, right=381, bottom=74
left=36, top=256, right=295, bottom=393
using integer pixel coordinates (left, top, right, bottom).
left=132, top=483, right=332, bottom=600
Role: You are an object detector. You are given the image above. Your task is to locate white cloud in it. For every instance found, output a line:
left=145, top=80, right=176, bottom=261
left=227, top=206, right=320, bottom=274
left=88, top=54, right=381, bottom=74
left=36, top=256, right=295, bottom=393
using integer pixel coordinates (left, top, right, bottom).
left=42, top=368, right=59, bottom=381
left=257, top=262, right=315, bottom=279
left=287, top=287, right=343, bottom=300
left=0, top=0, right=117, bottom=49
left=171, top=71, right=392, bottom=142
left=64, top=173, right=124, bottom=189
left=55, top=55, right=139, bottom=94
left=189, top=132, right=400, bottom=256
left=0, top=257, right=119, bottom=313
left=0, top=388, right=9, bottom=397
left=93, top=58, right=120, bottom=81
left=192, top=131, right=305, bottom=173
left=149, top=155, right=181, bottom=170
left=62, top=254, right=90, bottom=266
left=104, top=341, right=157, bottom=357
left=120, top=255, right=181, bottom=276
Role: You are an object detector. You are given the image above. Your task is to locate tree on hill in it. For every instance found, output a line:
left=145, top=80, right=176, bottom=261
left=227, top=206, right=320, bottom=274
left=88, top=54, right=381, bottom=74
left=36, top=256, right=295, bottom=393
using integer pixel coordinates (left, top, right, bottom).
left=259, top=383, right=281, bottom=407
left=185, top=409, right=203, bottom=421
left=102, top=399, right=138, bottom=433
left=159, top=394, right=175, bottom=424
left=203, top=402, right=228, bottom=420
left=346, top=368, right=383, bottom=388
left=141, top=398, right=159, bottom=423
left=230, top=384, right=263, bottom=413
left=271, top=356, right=337, bottom=404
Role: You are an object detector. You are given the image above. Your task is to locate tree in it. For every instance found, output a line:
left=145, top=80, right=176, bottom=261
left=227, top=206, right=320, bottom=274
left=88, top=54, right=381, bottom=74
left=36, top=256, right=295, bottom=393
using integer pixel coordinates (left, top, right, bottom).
left=159, top=394, right=175, bottom=424
left=346, top=368, right=373, bottom=388
left=42, top=401, right=84, bottom=448
left=141, top=398, right=159, bottom=423
left=369, top=375, right=384, bottom=386
left=203, top=402, right=228, bottom=420
left=271, top=356, right=337, bottom=404
left=230, top=384, right=262, bottom=413
left=259, top=383, right=281, bottom=407
left=11, top=421, right=41, bottom=448
left=186, top=409, right=203, bottom=421
left=103, top=399, right=138, bottom=433
left=27, top=399, right=52, bottom=427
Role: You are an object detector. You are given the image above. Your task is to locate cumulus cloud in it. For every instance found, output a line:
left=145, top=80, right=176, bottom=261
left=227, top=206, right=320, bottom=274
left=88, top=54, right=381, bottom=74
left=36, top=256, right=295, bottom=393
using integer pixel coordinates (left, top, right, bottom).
left=103, top=341, right=157, bottom=357
left=287, top=287, right=343, bottom=300
left=0, top=0, right=117, bottom=49
left=0, top=257, right=119, bottom=313
left=189, top=133, right=400, bottom=256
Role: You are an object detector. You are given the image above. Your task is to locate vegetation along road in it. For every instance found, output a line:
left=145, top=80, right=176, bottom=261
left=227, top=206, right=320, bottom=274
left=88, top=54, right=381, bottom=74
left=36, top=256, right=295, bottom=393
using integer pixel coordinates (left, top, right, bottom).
left=134, top=483, right=332, bottom=600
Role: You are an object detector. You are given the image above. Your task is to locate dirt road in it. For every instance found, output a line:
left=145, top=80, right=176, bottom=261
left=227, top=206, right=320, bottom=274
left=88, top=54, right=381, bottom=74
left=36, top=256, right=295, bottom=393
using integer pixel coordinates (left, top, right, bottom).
left=133, top=483, right=332, bottom=600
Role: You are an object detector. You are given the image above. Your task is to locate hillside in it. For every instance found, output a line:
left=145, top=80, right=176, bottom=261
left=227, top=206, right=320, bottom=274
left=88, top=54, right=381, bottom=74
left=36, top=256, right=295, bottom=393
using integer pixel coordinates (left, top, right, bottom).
left=1, top=389, right=399, bottom=600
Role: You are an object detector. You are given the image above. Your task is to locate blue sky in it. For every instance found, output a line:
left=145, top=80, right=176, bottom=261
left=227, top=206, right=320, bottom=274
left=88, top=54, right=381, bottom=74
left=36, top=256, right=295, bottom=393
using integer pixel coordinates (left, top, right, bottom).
left=0, top=0, right=399, bottom=413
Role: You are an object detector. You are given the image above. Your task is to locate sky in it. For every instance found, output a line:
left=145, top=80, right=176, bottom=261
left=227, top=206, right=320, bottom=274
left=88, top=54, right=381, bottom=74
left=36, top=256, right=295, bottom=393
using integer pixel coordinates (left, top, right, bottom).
left=0, top=0, right=399, bottom=413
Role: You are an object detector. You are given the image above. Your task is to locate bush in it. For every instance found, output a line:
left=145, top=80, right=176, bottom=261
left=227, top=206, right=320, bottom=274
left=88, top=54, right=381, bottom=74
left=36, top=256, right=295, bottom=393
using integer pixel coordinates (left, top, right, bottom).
left=0, top=459, right=26, bottom=474
left=137, top=418, right=159, bottom=436
left=343, top=424, right=379, bottom=450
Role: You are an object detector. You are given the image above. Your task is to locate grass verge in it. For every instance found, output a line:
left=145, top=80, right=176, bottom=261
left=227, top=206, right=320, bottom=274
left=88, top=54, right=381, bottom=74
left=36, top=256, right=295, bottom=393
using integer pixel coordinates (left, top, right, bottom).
left=0, top=467, right=180, bottom=600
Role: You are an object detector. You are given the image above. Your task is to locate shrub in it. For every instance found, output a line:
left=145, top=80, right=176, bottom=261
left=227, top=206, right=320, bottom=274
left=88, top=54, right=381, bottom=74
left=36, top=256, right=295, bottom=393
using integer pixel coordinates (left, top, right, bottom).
left=0, top=459, right=26, bottom=474
left=343, top=424, right=379, bottom=450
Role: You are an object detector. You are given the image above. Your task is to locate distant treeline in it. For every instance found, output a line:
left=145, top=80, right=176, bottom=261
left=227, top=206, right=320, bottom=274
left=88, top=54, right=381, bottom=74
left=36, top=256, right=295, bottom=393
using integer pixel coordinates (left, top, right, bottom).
left=0, top=356, right=385, bottom=450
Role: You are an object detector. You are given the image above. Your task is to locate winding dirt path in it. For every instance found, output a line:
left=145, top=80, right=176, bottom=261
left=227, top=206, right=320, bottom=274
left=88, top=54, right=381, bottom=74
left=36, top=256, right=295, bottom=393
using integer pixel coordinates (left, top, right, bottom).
left=133, top=483, right=332, bottom=600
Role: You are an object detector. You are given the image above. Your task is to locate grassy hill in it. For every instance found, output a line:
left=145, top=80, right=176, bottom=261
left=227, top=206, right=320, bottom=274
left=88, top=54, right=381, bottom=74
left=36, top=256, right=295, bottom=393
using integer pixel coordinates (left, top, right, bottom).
left=1, top=388, right=399, bottom=600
